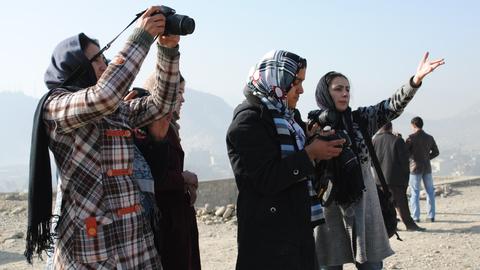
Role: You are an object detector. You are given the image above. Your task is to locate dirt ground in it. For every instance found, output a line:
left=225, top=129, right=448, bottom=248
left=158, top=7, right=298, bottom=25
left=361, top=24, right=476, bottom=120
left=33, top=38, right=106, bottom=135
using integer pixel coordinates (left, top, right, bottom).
left=1, top=183, right=479, bottom=270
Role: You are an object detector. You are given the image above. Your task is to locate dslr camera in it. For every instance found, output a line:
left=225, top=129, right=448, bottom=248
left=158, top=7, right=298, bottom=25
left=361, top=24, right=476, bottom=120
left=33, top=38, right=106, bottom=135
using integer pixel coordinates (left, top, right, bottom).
left=307, top=109, right=359, bottom=172
left=152, top=6, right=195, bottom=35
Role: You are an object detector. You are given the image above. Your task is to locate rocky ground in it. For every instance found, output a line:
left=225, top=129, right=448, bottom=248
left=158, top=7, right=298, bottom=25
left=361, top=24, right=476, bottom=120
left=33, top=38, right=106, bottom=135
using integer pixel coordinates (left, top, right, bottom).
left=1, top=183, right=479, bottom=270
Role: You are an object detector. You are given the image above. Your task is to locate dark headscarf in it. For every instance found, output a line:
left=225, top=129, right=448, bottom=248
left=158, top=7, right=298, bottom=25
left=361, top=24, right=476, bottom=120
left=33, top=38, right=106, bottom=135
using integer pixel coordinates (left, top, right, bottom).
left=315, top=71, right=340, bottom=110
left=314, top=71, right=365, bottom=207
left=44, top=33, right=99, bottom=90
left=25, top=33, right=99, bottom=263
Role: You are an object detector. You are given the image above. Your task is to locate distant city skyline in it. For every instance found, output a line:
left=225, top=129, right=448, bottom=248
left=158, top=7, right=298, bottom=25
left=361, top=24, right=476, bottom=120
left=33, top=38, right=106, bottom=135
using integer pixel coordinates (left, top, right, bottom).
left=1, top=1, right=479, bottom=120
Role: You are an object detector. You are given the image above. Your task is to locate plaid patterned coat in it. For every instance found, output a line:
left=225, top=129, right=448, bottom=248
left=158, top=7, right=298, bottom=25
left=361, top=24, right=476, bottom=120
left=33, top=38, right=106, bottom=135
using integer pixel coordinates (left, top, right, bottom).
left=43, top=29, right=179, bottom=269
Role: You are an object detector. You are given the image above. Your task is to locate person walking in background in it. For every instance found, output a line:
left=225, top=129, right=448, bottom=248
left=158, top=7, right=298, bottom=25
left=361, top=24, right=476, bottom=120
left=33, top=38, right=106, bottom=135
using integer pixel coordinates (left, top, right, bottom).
left=407, top=116, right=439, bottom=223
left=312, top=52, right=444, bottom=270
left=373, top=122, right=425, bottom=231
left=226, top=50, right=345, bottom=270
left=27, top=6, right=181, bottom=268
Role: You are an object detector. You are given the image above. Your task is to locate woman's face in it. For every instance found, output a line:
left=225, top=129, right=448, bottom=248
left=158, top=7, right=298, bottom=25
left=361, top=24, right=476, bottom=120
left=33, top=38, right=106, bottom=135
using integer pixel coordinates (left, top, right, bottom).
left=328, top=76, right=350, bottom=112
left=286, top=68, right=306, bottom=109
left=84, top=42, right=107, bottom=80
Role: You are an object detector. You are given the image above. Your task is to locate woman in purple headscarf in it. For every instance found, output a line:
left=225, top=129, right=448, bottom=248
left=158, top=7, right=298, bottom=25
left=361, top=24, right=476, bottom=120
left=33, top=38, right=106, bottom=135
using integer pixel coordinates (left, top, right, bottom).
left=312, top=52, right=444, bottom=270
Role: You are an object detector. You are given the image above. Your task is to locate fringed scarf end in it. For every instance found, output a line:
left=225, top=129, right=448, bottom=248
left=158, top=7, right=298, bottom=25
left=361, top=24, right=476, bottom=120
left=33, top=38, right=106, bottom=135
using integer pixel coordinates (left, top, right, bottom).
left=24, top=221, right=55, bottom=264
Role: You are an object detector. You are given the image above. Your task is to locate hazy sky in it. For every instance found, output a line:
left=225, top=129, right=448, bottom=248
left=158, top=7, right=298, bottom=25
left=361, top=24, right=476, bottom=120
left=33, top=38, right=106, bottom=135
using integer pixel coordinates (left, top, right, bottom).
left=1, top=1, right=479, bottom=120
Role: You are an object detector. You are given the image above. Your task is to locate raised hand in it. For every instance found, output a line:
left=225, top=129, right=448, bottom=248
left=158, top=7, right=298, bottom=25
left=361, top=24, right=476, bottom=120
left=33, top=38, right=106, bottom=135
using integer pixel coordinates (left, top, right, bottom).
left=138, top=6, right=166, bottom=37
left=412, top=52, right=445, bottom=86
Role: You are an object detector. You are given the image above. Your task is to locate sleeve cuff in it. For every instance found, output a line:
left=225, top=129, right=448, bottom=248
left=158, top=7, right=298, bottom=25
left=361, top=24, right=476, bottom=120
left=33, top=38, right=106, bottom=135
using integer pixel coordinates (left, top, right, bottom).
left=409, top=76, right=422, bottom=89
left=128, top=28, right=155, bottom=49
left=157, top=44, right=180, bottom=57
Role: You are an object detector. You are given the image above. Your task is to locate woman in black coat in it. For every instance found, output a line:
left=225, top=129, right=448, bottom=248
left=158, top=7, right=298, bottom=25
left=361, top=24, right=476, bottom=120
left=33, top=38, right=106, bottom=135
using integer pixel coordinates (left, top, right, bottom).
left=226, top=50, right=344, bottom=270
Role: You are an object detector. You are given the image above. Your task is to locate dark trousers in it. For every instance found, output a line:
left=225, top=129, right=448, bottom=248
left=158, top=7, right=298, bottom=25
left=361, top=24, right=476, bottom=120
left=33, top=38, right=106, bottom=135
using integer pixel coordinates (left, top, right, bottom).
left=389, top=185, right=416, bottom=227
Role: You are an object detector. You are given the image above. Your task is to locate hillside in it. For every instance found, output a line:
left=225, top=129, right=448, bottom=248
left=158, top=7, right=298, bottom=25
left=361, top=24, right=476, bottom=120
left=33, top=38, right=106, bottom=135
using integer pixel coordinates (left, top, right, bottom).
left=1, top=91, right=479, bottom=192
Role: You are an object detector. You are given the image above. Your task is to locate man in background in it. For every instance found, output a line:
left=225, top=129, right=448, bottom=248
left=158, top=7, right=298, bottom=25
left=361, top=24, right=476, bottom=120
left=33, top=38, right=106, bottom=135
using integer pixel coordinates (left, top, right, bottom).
left=373, top=122, right=425, bottom=231
left=407, top=116, right=439, bottom=223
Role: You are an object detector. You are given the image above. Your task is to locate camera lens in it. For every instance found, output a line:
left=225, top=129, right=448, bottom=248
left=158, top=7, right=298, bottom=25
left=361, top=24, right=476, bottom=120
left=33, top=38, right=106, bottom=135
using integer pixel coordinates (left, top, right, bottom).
left=180, top=17, right=195, bottom=35
left=166, top=15, right=195, bottom=35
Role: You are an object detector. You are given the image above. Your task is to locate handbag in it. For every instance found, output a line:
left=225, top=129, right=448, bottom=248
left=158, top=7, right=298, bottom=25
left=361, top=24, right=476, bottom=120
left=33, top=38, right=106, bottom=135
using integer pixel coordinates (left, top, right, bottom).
left=356, top=116, right=402, bottom=241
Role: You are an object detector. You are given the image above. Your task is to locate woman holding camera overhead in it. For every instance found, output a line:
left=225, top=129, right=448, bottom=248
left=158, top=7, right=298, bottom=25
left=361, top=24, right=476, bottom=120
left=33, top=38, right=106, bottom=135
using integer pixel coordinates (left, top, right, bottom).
left=28, top=6, right=181, bottom=269
left=226, top=50, right=346, bottom=270
left=312, top=52, right=444, bottom=270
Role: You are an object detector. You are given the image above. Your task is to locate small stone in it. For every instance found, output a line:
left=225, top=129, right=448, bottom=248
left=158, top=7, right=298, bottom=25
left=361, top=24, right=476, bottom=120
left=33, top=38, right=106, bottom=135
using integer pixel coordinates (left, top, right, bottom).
left=2, top=231, right=24, bottom=243
left=204, top=203, right=213, bottom=213
left=215, top=206, right=226, bottom=217
left=4, top=194, right=19, bottom=201
left=419, top=190, right=427, bottom=200
left=3, top=239, right=16, bottom=245
left=226, top=204, right=236, bottom=209
left=10, top=206, right=26, bottom=215
left=205, top=220, right=214, bottom=225
left=223, top=207, right=234, bottom=219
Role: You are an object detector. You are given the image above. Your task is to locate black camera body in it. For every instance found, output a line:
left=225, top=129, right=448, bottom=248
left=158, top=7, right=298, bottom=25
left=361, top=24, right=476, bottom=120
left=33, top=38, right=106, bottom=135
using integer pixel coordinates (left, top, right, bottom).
left=152, top=6, right=195, bottom=36
left=307, top=109, right=338, bottom=131
left=308, top=109, right=365, bottom=207
left=307, top=109, right=358, bottom=172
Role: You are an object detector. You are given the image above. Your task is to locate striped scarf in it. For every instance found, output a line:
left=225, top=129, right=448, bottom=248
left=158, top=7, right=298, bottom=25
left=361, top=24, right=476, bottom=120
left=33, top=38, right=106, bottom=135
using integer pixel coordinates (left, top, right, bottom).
left=245, top=50, right=324, bottom=225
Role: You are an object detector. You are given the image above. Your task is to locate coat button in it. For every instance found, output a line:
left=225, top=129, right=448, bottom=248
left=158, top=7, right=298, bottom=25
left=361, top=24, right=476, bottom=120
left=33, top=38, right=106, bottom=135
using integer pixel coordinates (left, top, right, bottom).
left=293, top=169, right=299, bottom=175
left=107, top=169, right=113, bottom=177
left=124, top=130, right=131, bottom=137
left=270, top=207, right=277, bottom=213
left=87, top=227, right=97, bottom=237
left=112, top=56, right=125, bottom=65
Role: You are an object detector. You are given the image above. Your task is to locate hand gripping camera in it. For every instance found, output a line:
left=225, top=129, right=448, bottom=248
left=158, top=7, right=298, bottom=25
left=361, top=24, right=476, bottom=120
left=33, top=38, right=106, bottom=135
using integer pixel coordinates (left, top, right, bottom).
left=307, top=109, right=358, bottom=172
left=152, top=6, right=195, bottom=35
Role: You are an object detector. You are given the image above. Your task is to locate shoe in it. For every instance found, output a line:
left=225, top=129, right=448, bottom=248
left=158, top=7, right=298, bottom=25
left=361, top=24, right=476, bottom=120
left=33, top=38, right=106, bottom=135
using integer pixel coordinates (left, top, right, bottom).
left=406, top=224, right=426, bottom=231
left=428, top=217, right=435, bottom=222
left=413, top=218, right=420, bottom=223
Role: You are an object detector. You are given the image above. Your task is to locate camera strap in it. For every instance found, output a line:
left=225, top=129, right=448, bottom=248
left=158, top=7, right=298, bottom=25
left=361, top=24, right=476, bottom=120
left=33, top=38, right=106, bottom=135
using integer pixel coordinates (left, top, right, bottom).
left=61, top=10, right=147, bottom=87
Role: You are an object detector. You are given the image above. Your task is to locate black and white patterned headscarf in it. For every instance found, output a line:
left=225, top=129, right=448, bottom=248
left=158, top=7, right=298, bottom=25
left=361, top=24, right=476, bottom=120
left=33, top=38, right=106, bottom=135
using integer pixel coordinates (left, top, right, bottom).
left=245, top=50, right=307, bottom=120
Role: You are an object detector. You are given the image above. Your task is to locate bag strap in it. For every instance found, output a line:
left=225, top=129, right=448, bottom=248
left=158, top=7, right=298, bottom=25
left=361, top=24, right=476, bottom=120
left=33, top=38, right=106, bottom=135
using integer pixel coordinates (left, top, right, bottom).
left=62, top=10, right=146, bottom=87
left=355, top=114, right=402, bottom=241
left=353, top=114, right=391, bottom=198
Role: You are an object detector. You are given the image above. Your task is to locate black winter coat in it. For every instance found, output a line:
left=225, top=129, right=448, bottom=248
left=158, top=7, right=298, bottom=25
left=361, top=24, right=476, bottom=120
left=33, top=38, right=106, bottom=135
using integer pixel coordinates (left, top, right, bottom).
left=226, top=97, right=315, bottom=270
left=406, top=130, right=439, bottom=174
left=372, top=131, right=410, bottom=186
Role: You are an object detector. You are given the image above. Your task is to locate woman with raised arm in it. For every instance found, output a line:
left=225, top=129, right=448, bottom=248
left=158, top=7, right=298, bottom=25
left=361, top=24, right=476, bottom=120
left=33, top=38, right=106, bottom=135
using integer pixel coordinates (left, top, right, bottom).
left=312, top=52, right=444, bottom=270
